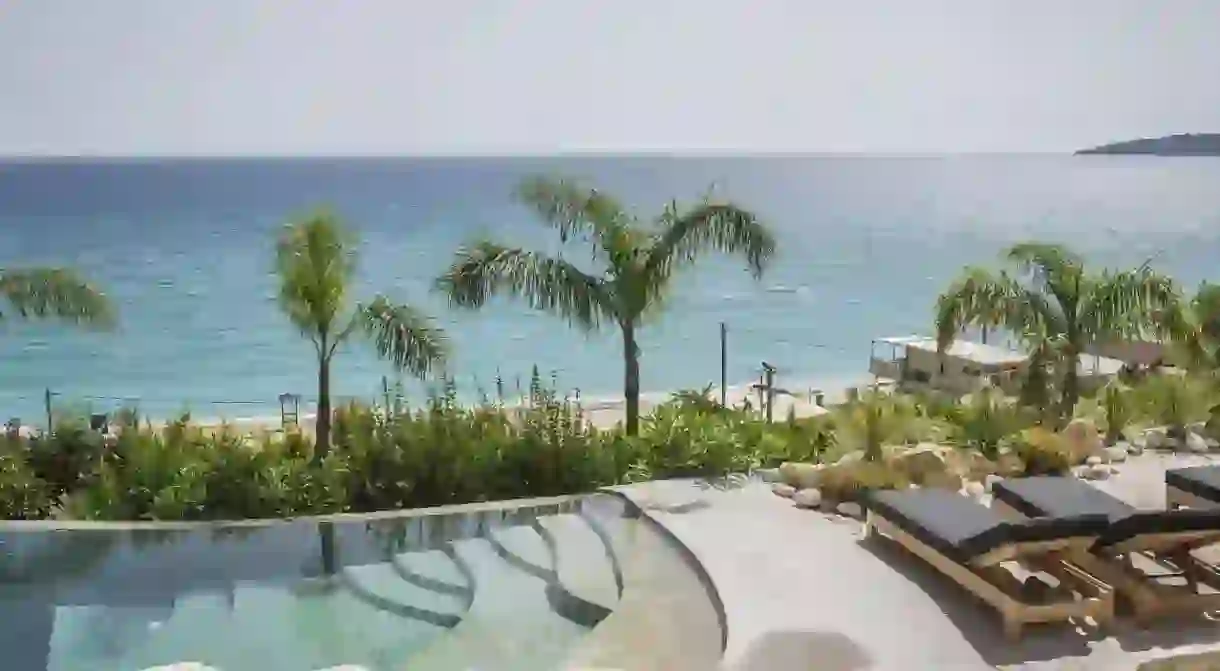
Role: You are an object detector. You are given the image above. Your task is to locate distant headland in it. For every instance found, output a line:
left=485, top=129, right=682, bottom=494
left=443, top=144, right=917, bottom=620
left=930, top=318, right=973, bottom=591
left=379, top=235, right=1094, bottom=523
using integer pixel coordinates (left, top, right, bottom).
left=1076, top=133, right=1220, bottom=156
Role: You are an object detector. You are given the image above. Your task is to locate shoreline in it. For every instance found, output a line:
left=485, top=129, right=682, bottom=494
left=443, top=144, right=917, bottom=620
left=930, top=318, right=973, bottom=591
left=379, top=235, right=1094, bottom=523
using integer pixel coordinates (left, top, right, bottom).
left=16, top=372, right=877, bottom=437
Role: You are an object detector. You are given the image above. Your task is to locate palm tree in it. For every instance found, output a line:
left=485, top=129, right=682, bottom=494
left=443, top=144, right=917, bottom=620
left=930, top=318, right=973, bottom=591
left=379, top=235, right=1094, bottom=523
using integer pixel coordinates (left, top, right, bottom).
left=435, top=176, right=776, bottom=435
left=0, top=267, right=114, bottom=327
left=935, top=242, right=1193, bottom=420
left=275, top=211, right=448, bottom=459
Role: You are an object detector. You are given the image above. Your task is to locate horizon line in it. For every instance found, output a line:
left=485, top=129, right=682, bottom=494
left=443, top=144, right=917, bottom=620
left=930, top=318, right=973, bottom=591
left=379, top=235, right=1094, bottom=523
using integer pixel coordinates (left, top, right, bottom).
left=0, top=150, right=1085, bottom=162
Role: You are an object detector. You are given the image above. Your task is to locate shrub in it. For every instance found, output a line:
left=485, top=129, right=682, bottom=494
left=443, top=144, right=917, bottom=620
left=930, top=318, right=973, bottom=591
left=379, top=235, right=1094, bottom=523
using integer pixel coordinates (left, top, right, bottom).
left=1100, top=381, right=1134, bottom=445
left=818, top=460, right=909, bottom=503
left=0, top=438, right=52, bottom=519
left=942, top=388, right=1033, bottom=459
left=1133, top=374, right=1215, bottom=434
left=1011, top=428, right=1073, bottom=476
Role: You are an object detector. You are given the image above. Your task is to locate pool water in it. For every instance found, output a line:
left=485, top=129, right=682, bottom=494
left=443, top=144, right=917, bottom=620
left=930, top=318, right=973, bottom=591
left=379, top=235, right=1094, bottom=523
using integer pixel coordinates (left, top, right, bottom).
left=0, top=494, right=717, bottom=671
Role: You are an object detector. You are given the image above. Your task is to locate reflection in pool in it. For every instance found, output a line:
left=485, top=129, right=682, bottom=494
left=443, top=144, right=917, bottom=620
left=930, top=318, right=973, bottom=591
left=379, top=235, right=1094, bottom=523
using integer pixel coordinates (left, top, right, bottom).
left=0, top=493, right=721, bottom=671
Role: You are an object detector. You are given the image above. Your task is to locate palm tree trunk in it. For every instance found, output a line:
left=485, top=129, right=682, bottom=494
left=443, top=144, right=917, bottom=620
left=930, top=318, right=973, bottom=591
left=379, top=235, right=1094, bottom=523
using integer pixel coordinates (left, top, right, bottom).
left=315, top=353, right=332, bottom=460
left=1059, top=363, right=1080, bottom=422
left=621, top=322, right=641, bottom=436
left=980, top=326, right=989, bottom=345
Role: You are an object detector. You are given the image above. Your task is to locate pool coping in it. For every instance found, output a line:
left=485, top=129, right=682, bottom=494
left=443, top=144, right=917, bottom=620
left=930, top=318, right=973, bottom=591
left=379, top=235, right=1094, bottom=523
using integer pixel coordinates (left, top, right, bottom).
left=601, top=486, right=730, bottom=656
left=0, top=493, right=587, bottom=531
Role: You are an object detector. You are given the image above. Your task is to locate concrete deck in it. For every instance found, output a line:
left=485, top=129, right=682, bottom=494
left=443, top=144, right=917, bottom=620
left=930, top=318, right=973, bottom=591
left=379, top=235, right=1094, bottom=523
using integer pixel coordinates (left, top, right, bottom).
left=617, top=464, right=1220, bottom=671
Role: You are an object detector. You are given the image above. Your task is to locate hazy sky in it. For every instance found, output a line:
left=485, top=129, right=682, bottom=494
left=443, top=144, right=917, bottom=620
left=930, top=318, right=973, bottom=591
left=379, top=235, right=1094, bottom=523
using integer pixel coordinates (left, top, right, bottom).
left=1, top=0, right=1217, bottom=155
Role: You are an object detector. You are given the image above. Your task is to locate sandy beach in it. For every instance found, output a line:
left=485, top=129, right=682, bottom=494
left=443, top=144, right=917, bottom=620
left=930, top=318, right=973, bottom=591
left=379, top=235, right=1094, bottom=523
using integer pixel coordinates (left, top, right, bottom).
left=73, top=373, right=875, bottom=439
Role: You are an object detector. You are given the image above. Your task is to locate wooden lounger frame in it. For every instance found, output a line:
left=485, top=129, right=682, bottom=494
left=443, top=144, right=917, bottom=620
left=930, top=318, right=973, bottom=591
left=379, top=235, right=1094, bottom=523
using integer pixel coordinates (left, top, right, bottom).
left=864, top=510, right=1114, bottom=641
left=994, top=499, right=1220, bottom=626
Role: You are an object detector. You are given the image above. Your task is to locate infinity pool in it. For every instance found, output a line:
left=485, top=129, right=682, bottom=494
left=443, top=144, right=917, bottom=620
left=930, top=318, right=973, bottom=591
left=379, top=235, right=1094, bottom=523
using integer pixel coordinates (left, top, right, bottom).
left=0, top=493, right=722, bottom=671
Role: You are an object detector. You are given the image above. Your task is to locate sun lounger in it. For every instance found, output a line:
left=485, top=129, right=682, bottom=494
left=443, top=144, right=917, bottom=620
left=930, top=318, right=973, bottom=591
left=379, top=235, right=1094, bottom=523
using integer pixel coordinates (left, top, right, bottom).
left=864, top=488, right=1114, bottom=640
left=1165, top=466, right=1220, bottom=509
left=993, top=476, right=1220, bottom=624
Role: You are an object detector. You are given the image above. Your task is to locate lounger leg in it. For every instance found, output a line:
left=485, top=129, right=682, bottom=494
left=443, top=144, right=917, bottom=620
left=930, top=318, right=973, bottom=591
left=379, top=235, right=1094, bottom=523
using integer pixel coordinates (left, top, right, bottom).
left=1003, top=612, right=1023, bottom=642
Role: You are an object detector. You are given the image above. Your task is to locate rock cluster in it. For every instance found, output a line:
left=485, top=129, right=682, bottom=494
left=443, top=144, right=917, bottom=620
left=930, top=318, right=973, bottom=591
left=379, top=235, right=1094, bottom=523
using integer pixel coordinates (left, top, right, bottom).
left=1142, top=424, right=1220, bottom=454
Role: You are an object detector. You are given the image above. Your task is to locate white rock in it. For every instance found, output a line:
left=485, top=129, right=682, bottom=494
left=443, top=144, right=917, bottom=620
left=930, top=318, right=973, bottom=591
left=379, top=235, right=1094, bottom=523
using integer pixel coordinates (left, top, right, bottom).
left=1144, top=428, right=1167, bottom=450
left=755, top=467, right=781, bottom=483
left=772, top=483, right=796, bottom=498
left=1086, top=455, right=1103, bottom=467
left=1105, top=446, right=1128, bottom=463
left=963, top=481, right=986, bottom=499
left=836, top=501, right=863, bottom=519
left=1186, top=432, right=1210, bottom=453
left=1085, top=465, right=1111, bottom=480
left=1207, top=438, right=1220, bottom=451
left=983, top=474, right=1004, bottom=493
left=1188, top=421, right=1207, bottom=436
left=793, top=488, right=823, bottom=508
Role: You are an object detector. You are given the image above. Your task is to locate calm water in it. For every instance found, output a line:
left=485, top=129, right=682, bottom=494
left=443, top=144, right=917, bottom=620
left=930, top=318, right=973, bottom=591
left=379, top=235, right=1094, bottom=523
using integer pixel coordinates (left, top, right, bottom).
left=0, top=495, right=665, bottom=670
left=1, top=156, right=1219, bottom=422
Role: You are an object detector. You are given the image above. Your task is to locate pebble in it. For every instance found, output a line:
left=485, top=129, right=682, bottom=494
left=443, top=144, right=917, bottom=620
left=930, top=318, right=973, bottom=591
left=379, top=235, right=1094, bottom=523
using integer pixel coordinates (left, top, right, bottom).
left=1186, top=432, right=1210, bottom=454
left=1086, top=455, right=1103, bottom=467
left=793, top=487, right=822, bottom=508
left=1105, top=446, right=1129, bottom=463
left=772, top=483, right=796, bottom=498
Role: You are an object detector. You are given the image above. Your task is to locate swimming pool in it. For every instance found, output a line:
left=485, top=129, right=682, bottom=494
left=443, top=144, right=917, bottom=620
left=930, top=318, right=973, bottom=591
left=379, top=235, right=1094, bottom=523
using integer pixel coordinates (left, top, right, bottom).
left=0, top=493, right=722, bottom=671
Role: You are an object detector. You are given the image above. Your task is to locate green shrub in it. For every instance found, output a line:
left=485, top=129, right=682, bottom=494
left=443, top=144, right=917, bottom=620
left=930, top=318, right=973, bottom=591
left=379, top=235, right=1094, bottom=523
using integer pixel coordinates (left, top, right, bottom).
left=0, top=438, right=52, bottom=519
left=1012, top=428, right=1073, bottom=476
left=818, top=461, right=909, bottom=503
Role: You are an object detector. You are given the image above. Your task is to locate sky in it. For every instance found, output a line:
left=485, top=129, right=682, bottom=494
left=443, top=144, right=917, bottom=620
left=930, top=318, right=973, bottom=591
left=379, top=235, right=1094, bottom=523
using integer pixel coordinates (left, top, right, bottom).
left=0, top=0, right=1218, bottom=155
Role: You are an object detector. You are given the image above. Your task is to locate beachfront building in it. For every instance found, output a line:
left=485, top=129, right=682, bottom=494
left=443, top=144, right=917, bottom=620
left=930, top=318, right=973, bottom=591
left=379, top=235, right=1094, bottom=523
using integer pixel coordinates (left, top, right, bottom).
left=869, top=335, right=1124, bottom=397
left=1086, top=338, right=1172, bottom=368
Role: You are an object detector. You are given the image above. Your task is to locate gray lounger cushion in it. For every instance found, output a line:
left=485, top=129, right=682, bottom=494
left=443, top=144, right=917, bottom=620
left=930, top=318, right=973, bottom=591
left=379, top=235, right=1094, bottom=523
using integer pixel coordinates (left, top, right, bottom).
left=1166, top=466, right=1220, bottom=503
left=994, top=476, right=1220, bottom=551
left=867, top=488, right=1109, bottom=565
left=993, top=476, right=1135, bottom=522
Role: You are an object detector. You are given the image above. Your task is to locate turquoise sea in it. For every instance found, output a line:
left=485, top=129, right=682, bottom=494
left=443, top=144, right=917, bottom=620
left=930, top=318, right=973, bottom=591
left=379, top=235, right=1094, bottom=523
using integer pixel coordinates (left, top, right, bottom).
left=1, top=156, right=1219, bottom=424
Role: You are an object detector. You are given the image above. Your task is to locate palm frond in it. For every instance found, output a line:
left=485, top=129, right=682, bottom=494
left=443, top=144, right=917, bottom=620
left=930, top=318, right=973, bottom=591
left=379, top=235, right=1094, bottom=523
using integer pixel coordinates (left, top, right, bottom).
left=1005, top=242, right=1083, bottom=284
left=435, top=241, right=614, bottom=330
left=0, top=267, right=115, bottom=327
left=516, top=175, right=630, bottom=261
left=1193, top=282, right=1220, bottom=342
left=275, top=211, right=357, bottom=349
left=1005, top=242, right=1086, bottom=316
left=933, top=268, right=1054, bottom=350
left=646, top=200, right=776, bottom=281
left=357, top=296, right=448, bottom=378
left=1080, top=266, right=1190, bottom=343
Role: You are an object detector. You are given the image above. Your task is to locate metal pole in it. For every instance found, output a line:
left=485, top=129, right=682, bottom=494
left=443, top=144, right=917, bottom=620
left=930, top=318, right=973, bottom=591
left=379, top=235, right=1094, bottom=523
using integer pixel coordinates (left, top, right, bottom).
left=44, top=388, right=53, bottom=434
left=719, top=322, right=727, bottom=407
left=763, top=363, right=776, bottom=423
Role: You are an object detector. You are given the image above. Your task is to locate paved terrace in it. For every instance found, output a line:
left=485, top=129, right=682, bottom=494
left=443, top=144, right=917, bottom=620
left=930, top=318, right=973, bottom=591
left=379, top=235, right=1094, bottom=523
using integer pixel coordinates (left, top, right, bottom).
left=616, top=461, right=1220, bottom=671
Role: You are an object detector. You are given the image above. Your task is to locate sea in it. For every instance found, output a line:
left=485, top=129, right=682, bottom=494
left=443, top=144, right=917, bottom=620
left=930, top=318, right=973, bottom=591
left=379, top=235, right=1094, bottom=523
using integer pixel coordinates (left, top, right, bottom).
left=1, top=155, right=1219, bottom=425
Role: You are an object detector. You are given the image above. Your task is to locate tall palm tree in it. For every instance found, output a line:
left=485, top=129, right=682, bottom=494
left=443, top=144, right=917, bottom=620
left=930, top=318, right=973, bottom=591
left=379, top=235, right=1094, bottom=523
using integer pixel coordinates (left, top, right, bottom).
left=935, top=242, right=1193, bottom=420
left=275, top=211, right=448, bottom=459
left=436, top=176, right=776, bottom=435
left=0, top=267, right=114, bottom=327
